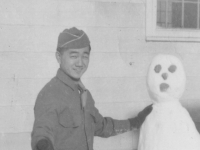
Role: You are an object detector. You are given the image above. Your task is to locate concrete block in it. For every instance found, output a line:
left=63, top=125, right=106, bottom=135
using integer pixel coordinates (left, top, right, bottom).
left=181, top=53, right=200, bottom=77
left=0, top=132, right=31, bottom=150
left=84, top=52, right=153, bottom=78
left=94, top=2, right=145, bottom=28
left=0, top=52, right=57, bottom=78
left=0, top=0, right=58, bottom=25
left=95, top=101, right=152, bottom=119
left=82, top=77, right=150, bottom=104
left=0, top=78, right=51, bottom=106
left=182, top=77, right=200, bottom=101
left=176, top=42, right=200, bottom=54
left=0, top=0, right=95, bottom=27
left=0, top=105, right=34, bottom=133
left=86, top=27, right=119, bottom=53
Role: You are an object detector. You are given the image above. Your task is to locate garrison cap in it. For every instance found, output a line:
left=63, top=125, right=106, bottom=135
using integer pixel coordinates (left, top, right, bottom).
left=57, top=27, right=90, bottom=51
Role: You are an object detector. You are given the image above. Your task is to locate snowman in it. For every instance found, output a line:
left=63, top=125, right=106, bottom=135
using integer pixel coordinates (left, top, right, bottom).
left=138, top=54, right=200, bottom=150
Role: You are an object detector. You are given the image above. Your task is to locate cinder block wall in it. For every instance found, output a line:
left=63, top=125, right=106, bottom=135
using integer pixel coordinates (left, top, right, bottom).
left=1, top=0, right=200, bottom=150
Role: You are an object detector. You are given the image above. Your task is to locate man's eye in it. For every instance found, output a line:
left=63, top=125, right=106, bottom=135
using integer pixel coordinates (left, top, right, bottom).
left=70, top=55, right=78, bottom=58
left=83, top=55, right=89, bottom=59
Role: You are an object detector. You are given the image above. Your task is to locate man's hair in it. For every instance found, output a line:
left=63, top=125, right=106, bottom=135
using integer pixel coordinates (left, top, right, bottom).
left=57, top=45, right=91, bottom=55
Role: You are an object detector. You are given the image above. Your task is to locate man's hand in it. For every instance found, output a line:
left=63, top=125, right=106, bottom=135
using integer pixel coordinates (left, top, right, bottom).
left=129, top=104, right=153, bottom=129
left=36, top=138, right=54, bottom=150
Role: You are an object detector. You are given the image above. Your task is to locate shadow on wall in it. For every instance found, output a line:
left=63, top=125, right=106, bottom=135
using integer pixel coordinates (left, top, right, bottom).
left=194, top=122, right=200, bottom=133
left=184, top=99, right=200, bottom=133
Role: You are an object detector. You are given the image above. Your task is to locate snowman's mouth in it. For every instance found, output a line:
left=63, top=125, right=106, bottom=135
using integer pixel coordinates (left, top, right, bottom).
left=160, top=83, right=169, bottom=92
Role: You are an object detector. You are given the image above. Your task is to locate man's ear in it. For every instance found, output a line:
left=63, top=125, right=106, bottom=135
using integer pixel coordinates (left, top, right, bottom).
left=55, top=51, right=61, bottom=64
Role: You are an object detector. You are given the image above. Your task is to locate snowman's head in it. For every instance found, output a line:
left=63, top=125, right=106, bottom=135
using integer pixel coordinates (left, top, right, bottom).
left=147, top=54, right=186, bottom=103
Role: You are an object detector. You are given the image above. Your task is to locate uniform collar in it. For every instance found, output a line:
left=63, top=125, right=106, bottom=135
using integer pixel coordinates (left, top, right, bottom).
left=56, top=68, right=79, bottom=91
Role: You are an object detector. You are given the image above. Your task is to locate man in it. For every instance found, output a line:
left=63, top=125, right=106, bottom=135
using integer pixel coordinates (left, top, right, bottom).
left=31, top=27, right=152, bottom=150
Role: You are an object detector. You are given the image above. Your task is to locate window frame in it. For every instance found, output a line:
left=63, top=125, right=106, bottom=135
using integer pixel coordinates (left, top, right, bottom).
left=146, top=0, right=200, bottom=42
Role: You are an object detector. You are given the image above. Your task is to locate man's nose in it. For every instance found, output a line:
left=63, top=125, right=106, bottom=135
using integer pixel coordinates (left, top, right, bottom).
left=76, top=57, right=84, bottom=66
left=162, top=73, right=168, bottom=80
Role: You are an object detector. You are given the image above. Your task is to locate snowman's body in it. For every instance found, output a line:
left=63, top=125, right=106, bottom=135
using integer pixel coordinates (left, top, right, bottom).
left=138, top=54, right=200, bottom=150
left=139, top=101, right=200, bottom=150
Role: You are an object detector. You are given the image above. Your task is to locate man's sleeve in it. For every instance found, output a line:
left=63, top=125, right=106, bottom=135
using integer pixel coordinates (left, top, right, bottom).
left=31, top=94, right=58, bottom=150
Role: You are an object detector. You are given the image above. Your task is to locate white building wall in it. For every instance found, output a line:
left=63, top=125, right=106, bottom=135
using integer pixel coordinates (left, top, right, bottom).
left=0, top=0, right=200, bottom=150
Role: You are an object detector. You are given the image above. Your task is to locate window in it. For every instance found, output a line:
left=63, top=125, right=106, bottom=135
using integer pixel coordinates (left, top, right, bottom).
left=146, top=0, right=200, bottom=42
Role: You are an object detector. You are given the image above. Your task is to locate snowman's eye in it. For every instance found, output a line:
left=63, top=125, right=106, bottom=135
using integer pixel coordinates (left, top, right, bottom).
left=168, top=65, right=177, bottom=73
left=154, top=64, right=162, bottom=73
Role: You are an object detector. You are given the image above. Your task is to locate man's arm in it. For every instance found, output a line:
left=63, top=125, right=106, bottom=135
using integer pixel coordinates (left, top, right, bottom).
left=31, top=94, right=57, bottom=150
left=94, top=115, right=131, bottom=137
left=34, top=138, right=54, bottom=150
left=93, top=103, right=153, bottom=137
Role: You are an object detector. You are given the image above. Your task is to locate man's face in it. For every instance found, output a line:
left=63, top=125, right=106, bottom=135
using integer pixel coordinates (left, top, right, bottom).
left=56, top=46, right=90, bottom=80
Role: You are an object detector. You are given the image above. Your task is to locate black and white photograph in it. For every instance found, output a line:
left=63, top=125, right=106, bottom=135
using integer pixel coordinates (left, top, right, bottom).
left=0, top=0, right=200, bottom=150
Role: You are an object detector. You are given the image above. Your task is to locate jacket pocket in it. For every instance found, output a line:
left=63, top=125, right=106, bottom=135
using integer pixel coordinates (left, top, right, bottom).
left=58, top=107, right=82, bottom=128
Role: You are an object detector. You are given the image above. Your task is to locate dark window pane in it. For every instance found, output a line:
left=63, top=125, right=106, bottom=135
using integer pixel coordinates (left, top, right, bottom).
left=157, top=0, right=200, bottom=29
left=157, top=0, right=167, bottom=27
left=167, top=12, right=172, bottom=27
left=184, top=3, right=197, bottom=28
left=161, top=12, right=166, bottom=23
left=157, top=1, right=161, bottom=11
left=199, top=4, right=200, bottom=29
left=157, top=1, right=161, bottom=26
left=157, top=11, right=161, bottom=24
left=161, top=1, right=166, bottom=11
left=172, top=2, right=182, bottom=28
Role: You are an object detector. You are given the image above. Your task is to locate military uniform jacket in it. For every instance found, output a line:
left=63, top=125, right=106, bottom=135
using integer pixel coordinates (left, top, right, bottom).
left=31, top=69, right=131, bottom=150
